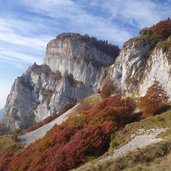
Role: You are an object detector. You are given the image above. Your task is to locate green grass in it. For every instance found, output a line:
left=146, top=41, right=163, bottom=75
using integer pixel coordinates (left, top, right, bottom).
left=0, top=135, right=24, bottom=156
left=73, top=110, right=171, bottom=171
left=156, top=39, right=171, bottom=59
left=110, top=110, right=171, bottom=153
left=68, top=93, right=102, bottom=117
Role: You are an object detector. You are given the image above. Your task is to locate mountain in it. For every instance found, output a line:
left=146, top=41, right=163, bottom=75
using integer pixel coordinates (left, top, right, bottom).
left=0, top=109, right=4, bottom=121
left=4, top=33, right=119, bottom=130
left=4, top=19, right=171, bottom=131
left=1, top=19, right=171, bottom=171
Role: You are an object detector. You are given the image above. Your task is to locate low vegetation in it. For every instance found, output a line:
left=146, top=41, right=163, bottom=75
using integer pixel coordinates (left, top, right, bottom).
left=73, top=109, right=171, bottom=171
left=1, top=79, right=171, bottom=171
left=0, top=135, right=24, bottom=171
left=0, top=95, right=137, bottom=171
left=139, top=80, right=169, bottom=118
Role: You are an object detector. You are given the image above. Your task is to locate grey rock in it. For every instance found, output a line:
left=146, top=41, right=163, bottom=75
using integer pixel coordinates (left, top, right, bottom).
left=4, top=33, right=119, bottom=130
left=5, top=32, right=171, bottom=131
left=109, top=38, right=171, bottom=99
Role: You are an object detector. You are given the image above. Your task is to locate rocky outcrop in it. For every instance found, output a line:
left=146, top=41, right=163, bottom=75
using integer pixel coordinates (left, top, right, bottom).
left=4, top=20, right=171, bottom=130
left=4, top=33, right=119, bottom=130
left=109, top=37, right=171, bottom=98
left=109, top=38, right=153, bottom=94
left=139, top=46, right=171, bottom=98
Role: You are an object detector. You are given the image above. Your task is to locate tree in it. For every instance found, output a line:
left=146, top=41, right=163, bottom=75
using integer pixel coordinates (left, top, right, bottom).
left=139, top=80, right=169, bottom=118
left=100, top=79, right=115, bottom=98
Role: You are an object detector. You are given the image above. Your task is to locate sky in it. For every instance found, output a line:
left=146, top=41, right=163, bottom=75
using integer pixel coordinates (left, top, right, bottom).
left=0, top=0, right=171, bottom=108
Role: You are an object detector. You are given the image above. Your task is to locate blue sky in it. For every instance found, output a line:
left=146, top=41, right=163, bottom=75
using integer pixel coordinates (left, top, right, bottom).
left=0, top=0, right=171, bottom=108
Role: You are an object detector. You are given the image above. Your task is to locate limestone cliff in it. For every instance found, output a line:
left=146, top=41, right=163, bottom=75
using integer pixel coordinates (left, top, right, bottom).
left=4, top=33, right=119, bottom=130
left=109, top=19, right=171, bottom=98
left=4, top=20, right=171, bottom=130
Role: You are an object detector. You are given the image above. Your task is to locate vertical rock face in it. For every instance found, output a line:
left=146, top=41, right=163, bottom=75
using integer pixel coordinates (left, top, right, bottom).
left=139, top=47, right=171, bottom=98
left=4, top=20, right=171, bottom=130
left=44, top=33, right=119, bottom=84
left=109, top=38, right=153, bottom=94
left=4, top=33, right=119, bottom=130
left=109, top=37, right=171, bottom=99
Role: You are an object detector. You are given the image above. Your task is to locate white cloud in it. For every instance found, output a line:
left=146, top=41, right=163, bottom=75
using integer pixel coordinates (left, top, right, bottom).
left=0, top=49, right=42, bottom=65
left=20, top=0, right=132, bottom=44
left=93, top=0, right=170, bottom=29
left=0, top=18, right=51, bottom=51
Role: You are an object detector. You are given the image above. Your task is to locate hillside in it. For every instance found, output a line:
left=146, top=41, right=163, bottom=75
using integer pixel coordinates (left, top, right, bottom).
left=20, top=94, right=102, bottom=145
left=1, top=19, right=171, bottom=171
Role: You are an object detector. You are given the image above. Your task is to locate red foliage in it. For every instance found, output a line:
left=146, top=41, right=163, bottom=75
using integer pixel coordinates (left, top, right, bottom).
left=0, top=151, right=13, bottom=171
left=8, top=125, right=77, bottom=171
left=100, top=79, right=115, bottom=98
left=152, top=19, right=171, bottom=38
left=3, top=95, right=136, bottom=171
left=139, top=80, right=169, bottom=118
left=63, top=121, right=116, bottom=168
left=26, top=114, right=59, bottom=132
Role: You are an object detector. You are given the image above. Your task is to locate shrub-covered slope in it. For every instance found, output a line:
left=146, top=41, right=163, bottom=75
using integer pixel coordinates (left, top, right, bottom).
left=0, top=95, right=136, bottom=171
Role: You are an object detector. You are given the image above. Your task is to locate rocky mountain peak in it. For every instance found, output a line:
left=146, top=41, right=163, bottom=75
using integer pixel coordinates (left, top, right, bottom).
left=4, top=20, right=171, bottom=130
left=55, top=32, right=119, bottom=57
left=4, top=33, right=120, bottom=130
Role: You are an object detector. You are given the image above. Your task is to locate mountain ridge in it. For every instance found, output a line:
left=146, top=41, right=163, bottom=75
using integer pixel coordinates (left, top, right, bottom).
left=4, top=19, right=171, bottom=130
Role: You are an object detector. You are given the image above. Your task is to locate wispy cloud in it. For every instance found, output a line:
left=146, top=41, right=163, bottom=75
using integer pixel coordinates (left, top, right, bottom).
left=19, top=0, right=132, bottom=44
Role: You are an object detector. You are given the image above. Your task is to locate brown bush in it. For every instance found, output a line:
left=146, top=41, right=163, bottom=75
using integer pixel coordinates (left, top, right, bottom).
left=139, top=80, right=169, bottom=118
left=100, top=79, right=115, bottom=98
left=57, top=103, right=73, bottom=116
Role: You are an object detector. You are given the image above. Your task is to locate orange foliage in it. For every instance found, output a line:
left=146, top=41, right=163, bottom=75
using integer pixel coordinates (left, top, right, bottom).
left=141, top=19, right=171, bottom=39
left=3, top=95, right=136, bottom=171
left=139, top=80, right=169, bottom=118
left=152, top=19, right=171, bottom=38
left=100, top=79, right=115, bottom=98
left=0, top=151, right=13, bottom=171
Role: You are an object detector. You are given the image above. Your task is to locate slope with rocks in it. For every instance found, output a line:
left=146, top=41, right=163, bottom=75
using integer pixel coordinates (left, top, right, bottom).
left=20, top=93, right=102, bottom=145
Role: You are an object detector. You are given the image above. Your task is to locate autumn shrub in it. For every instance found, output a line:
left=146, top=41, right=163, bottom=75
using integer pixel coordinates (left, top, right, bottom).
left=139, top=80, right=169, bottom=118
left=57, top=102, right=73, bottom=116
left=86, top=95, right=136, bottom=127
left=3, top=95, right=137, bottom=171
left=152, top=19, right=171, bottom=38
left=8, top=124, right=78, bottom=171
left=63, top=121, right=116, bottom=169
left=0, top=151, right=13, bottom=171
left=66, top=114, right=88, bottom=129
left=140, top=19, right=171, bottom=40
left=100, top=79, right=115, bottom=98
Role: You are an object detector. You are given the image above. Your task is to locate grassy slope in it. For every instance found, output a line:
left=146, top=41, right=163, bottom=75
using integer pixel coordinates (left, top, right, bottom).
left=0, top=135, right=24, bottom=155
left=73, top=110, right=171, bottom=171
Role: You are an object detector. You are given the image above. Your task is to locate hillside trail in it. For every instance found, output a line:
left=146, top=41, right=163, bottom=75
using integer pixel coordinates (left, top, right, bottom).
left=20, top=105, right=78, bottom=145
